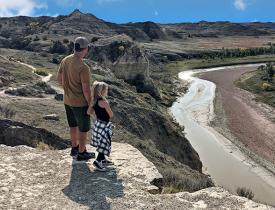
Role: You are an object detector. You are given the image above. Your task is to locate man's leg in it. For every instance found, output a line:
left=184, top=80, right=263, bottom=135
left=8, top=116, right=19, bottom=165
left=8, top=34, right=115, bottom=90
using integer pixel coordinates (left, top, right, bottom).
left=78, top=131, right=87, bottom=153
left=75, top=106, right=95, bottom=161
left=70, top=127, right=79, bottom=147
left=65, top=104, right=79, bottom=156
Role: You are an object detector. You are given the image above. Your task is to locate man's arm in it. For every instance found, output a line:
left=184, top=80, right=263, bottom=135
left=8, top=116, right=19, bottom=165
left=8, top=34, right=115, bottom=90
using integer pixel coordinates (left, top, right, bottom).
left=57, top=60, right=64, bottom=87
left=57, top=71, right=63, bottom=87
left=82, top=82, right=91, bottom=106
left=81, top=66, right=92, bottom=105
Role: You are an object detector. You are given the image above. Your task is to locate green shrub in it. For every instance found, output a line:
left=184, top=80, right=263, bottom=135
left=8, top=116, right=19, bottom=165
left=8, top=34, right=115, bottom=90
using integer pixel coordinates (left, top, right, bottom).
left=33, top=35, right=40, bottom=41
left=236, top=187, right=254, bottom=200
left=52, top=54, right=61, bottom=64
left=5, top=82, right=56, bottom=97
left=91, top=37, right=100, bottom=43
left=34, top=81, right=56, bottom=94
left=118, top=45, right=125, bottom=51
left=49, top=40, right=67, bottom=54
left=34, top=69, right=49, bottom=76
left=63, top=38, right=69, bottom=44
left=262, top=82, right=273, bottom=91
left=1, top=30, right=11, bottom=38
left=40, top=51, right=48, bottom=57
left=10, top=36, right=31, bottom=50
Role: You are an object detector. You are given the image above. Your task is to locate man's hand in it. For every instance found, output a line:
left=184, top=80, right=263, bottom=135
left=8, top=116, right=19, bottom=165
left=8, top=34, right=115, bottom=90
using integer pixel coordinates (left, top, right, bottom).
left=82, top=82, right=91, bottom=106
left=87, top=106, right=94, bottom=116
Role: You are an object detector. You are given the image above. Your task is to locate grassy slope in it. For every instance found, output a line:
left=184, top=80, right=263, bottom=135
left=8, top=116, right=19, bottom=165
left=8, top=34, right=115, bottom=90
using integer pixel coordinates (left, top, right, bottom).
left=166, top=55, right=275, bottom=72
left=235, top=69, right=275, bottom=109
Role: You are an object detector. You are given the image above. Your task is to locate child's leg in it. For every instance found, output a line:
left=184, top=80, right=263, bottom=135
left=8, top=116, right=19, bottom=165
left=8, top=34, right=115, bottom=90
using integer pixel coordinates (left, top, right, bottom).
left=96, top=152, right=105, bottom=162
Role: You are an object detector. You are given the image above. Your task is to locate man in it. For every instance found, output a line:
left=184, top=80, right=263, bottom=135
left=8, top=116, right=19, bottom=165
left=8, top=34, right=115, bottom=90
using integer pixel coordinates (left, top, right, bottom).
left=57, top=36, right=94, bottom=161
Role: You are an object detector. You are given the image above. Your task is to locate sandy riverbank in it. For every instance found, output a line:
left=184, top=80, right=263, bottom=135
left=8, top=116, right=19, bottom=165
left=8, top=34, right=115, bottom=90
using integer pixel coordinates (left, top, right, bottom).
left=199, top=66, right=275, bottom=172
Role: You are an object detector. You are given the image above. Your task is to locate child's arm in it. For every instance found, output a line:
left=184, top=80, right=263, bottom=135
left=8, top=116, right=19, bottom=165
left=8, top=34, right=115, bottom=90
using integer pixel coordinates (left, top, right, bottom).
left=99, top=100, right=113, bottom=118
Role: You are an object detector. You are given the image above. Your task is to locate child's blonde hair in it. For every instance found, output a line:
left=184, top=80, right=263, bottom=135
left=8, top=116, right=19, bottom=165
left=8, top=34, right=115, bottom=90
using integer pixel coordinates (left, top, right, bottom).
left=91, top=81, right=108, bottom=105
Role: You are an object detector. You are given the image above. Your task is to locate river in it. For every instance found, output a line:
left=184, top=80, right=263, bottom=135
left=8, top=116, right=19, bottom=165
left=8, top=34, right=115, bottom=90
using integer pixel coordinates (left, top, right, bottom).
left=170, top=64, right=275, bottom=206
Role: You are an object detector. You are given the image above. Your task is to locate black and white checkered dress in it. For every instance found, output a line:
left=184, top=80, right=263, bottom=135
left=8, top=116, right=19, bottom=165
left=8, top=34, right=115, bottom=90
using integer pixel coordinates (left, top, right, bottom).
left=91, top=119, right=114, bottom=156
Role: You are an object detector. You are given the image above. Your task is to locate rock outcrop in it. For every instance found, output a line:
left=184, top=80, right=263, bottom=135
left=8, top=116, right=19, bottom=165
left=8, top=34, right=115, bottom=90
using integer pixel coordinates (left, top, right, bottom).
left=0, top=143, right=273, bottom=210
left=88, top=34, right=161, bottom=99
left=0, top=119, right=69, bottom=149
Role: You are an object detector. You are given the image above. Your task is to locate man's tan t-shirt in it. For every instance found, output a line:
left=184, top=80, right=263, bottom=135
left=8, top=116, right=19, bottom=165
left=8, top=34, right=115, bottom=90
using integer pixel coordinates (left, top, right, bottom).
left=58, top=54, right=91, bottom=107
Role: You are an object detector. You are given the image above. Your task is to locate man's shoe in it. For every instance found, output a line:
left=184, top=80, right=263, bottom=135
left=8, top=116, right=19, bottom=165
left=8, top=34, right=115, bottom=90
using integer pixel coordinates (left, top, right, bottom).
left=77, top=152, right=94, bottom=161
left=83, top=150, right=95, bottom=159
left=101, top=159, right=114, bottom=166
left=70, top=145, right=79, bottom=156
left=93, top=160, right=106, bottom=172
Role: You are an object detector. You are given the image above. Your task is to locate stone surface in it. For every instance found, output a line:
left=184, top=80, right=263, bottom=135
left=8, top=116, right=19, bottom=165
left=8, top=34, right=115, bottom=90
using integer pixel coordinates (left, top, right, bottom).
left=0, top=142, right=273, bottom=210
left=43, top=114, right=60, bottom=121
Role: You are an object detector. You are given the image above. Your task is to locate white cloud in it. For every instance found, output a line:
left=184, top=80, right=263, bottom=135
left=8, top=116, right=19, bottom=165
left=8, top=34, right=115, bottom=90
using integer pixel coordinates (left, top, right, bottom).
left=45, top=13, right=59, bottom=17
left=0, top=0, right=47, bottom=17
left=154, top=11, right=159, bottom=16
left=234, top=0, right=246, bottom=11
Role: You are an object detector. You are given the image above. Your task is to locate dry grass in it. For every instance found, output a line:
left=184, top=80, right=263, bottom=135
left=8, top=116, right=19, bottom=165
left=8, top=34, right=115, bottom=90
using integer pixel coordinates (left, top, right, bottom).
left=36, top=141, right=51, bottom=151
left=235, top=70, right=275, bottom=108
left=236, top=187, right=254, bottom=200
left=142, top=36, right=275, bottom=53
left=160, top=168, right=213, bottom=193
left=0, top=105, right=16, bottom=119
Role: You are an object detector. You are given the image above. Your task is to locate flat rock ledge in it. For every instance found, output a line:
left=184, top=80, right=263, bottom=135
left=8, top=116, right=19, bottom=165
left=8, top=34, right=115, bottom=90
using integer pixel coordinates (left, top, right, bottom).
left=0, top=142, right=273, bottom=210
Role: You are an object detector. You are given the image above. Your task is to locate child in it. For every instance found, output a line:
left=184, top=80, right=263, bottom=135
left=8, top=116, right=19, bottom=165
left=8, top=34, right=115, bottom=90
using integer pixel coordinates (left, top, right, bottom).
left=87, top=81, right=114, bottom=172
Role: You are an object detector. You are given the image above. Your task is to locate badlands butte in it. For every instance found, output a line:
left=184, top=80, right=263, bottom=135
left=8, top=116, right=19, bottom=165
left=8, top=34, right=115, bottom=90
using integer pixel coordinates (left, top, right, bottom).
left=0, top=9, right=275, bottom=209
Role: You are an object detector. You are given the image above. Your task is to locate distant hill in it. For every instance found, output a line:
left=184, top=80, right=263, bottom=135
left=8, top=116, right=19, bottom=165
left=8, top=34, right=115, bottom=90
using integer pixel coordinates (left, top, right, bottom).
left=0, top=9, right=274, bottom=43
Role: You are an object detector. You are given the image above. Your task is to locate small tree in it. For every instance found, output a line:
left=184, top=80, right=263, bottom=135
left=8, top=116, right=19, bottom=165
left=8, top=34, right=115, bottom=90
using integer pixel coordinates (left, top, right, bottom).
left=49, top=40, right=67, bottom=54
left=266, top=63, right=274, bottom=82
left=10, top=36, right=31, bottom=50
left=257, top=65, right=265, bottom=72
left=52, top=54, right=60, bottom=64
left=67, top=41, right=74, bottom=54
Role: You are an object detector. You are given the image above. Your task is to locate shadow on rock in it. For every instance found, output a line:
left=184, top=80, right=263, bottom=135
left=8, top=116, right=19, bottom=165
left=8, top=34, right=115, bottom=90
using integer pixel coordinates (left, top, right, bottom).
left=63, top=160, right=124, bottom=210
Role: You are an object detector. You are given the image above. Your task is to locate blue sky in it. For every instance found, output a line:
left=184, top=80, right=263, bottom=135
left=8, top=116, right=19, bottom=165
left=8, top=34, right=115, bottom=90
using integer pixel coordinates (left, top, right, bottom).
left=0, top=0, right=275, bottom=23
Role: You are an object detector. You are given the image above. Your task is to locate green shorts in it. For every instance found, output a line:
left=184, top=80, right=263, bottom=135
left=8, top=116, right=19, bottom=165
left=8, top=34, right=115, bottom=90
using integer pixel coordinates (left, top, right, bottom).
left=65, top=104, right=91, bottom=132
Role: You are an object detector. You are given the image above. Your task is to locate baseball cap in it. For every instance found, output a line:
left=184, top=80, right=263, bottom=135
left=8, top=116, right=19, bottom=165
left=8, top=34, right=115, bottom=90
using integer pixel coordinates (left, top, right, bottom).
left=74, top=37, right=90, bottom=49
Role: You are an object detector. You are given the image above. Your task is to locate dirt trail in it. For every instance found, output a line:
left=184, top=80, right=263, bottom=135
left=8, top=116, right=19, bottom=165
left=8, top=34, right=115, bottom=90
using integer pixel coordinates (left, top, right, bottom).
left=199, top=66, right=275, bottom=164
left=0, top=59, right=62, bottom=100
